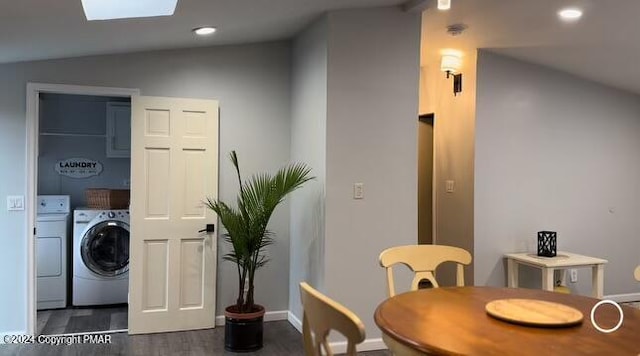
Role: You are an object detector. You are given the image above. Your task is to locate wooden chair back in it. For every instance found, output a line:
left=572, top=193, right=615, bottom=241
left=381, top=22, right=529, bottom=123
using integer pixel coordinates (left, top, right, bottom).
left=299, top=282, right=366, bottom=356
left=379, top=245, right=472, bottom=297
left=635, top=266, right=640, bottom=282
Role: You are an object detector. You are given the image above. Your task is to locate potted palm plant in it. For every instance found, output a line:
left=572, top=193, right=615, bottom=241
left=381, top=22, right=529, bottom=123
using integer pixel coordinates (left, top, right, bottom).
left=206, top=151, right=312, bottom=352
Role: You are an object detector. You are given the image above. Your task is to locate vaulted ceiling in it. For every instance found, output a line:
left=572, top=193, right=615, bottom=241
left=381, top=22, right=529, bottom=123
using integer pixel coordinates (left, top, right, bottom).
left=422, top=0, right=640, bottom=95
left=5, top=0, right=640, bottom=95
left=0, top=0, right=404, bottom=64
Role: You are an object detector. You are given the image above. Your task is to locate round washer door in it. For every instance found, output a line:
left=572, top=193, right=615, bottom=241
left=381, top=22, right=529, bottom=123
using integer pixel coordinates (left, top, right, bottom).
left=81, top=220, right=130, bottom=277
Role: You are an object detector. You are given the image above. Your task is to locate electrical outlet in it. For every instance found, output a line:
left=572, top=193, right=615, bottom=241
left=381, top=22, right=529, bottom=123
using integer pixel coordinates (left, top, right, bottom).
left=445, top=180, right=455, bottom=193
left=353, top=183, right=364, bottom=199
left=570, top=269, right=578, bottom=283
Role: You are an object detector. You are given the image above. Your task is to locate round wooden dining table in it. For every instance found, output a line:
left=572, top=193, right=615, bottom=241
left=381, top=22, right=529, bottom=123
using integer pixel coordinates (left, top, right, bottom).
left=374, top=286, right=640, bottom=355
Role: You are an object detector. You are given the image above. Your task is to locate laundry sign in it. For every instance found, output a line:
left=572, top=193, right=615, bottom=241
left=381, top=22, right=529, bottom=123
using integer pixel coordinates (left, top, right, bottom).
left=55, top=158, right=103, bottom=178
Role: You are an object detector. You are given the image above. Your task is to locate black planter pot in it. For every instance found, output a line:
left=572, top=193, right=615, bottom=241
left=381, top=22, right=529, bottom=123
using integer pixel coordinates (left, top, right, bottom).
left=224, top=305, right=265, bottom=352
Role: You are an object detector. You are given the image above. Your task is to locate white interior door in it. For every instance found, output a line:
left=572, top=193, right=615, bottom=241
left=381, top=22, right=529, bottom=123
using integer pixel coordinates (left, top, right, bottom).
left=129, top=96, right=218, bottom=334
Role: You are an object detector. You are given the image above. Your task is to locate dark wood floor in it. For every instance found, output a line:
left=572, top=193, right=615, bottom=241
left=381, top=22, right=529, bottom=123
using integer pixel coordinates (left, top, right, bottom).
left=37, top=305, right=128, bottom=335
left=2, top=321, right=390, bottom=356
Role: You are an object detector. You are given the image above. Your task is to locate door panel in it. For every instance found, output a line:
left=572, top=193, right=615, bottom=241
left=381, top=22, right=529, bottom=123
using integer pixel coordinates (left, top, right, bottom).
left=129, top=96, right=218, bottom=334
left=183, top=149, right=207, bottom=218
left=145, top=148, right=171, bottom=218
left=180, top=238, right=205, bottom=308
left=142, top=240, right=169, bottom=311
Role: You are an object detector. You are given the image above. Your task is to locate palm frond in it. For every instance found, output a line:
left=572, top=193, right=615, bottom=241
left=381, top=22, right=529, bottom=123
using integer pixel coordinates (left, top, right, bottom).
left=205, top=152, right=314, bottom=312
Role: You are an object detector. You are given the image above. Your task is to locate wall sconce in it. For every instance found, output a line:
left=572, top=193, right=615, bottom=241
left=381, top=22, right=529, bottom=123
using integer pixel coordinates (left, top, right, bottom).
left=441, top=51, right=463, bottom=96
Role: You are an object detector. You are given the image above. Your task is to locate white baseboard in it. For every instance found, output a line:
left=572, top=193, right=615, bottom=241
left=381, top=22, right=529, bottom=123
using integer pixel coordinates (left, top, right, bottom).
left=215, top=310, right=289, bottom=326
left=0, top=330, right=27, bottom=344
left=287, top=311, right=303, bottom=333
left=329, top=338, right=387, bottom=353
left=603, top=293, right=640, bottom=303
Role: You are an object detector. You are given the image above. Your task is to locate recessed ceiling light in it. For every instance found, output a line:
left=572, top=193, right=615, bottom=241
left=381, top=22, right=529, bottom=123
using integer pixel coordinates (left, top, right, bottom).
left=81, top=0, right=178, bottom=21
left=558, top=7, right=583, bottom=21
left=193, top=27, right=217, bottom=36
left=438, top=0, right=451, bottom=11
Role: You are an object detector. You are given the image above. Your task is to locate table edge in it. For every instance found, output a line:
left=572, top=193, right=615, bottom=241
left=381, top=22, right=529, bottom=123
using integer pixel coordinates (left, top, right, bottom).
left=374, top=306, right=453, bottom=355
left=373, top=287, right=612, bottom=355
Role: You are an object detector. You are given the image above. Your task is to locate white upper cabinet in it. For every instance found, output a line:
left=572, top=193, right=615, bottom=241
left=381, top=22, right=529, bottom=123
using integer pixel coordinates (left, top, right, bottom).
left=106, top=102, right=131, bottom=158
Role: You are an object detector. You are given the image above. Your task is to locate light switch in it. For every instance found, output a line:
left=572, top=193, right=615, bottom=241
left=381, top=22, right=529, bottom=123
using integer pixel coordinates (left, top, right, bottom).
left=445, top=180, right=455, bottom=193
left=7, top=195, right=25, bottom=211
left=353, top=183, right=364, bottom=199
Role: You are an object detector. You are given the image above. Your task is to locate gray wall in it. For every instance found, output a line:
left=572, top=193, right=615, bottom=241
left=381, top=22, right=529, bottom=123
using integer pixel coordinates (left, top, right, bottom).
left=324, top=7, right=420, bottom=343
left=288, top=7, right=421, bottom=347
left=0, top=42, right=292, bottom=333
left=475, top=51, right=640, bottom=295
left=38, top=94, right=131, bottom=209
left=289, top=17, right=328, bottom=321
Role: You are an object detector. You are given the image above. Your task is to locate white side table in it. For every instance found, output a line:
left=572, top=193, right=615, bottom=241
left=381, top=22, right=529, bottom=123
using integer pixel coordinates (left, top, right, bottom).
left=504, top=252, right=608, bottom=298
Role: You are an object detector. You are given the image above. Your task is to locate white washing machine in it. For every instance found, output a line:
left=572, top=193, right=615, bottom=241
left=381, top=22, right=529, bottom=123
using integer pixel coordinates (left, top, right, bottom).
left=37, top=195, right=71, bottom=310
left=73, top=208, right=130, bottom=306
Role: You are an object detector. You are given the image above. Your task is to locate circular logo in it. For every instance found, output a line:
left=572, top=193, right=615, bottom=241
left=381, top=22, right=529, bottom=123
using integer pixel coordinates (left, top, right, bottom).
left=590, top=300, right=624, bottom=333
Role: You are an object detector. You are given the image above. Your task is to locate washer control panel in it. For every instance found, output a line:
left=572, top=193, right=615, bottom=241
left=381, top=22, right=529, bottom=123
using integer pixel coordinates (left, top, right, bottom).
left=98, top=210, right=129, bottom=219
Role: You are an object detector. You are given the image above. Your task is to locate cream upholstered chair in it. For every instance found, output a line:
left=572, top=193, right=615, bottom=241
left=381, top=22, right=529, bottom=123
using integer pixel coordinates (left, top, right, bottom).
left=299, top=282, right=366, bottom=356
left=379, top=245, right=472, bottom=297
left=635, top=266, right=640, bottom=281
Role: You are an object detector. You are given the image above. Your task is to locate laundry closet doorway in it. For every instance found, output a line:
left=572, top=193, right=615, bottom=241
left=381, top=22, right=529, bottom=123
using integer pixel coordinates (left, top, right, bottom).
left=36, top=92, right=132, bottom=336
left=26, top=83, right=219, bottom=336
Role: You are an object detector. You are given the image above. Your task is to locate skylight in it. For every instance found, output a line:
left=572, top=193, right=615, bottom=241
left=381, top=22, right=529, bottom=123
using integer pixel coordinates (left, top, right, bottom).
left=81, top=0, right=178, bottom=21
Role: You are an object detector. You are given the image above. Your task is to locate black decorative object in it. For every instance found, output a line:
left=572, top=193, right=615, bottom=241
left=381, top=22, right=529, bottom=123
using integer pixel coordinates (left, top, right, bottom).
left=537, top=231, right=557, bottom=257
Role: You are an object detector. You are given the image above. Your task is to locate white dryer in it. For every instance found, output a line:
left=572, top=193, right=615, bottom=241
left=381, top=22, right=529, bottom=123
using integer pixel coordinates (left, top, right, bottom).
left=37, top=195, right=71, bottom=310
left=73, top=209, right=129, bottom=306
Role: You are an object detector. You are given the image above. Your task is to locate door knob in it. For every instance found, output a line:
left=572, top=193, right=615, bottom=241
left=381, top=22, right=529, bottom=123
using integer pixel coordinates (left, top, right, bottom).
left=198, top=224, right=215, bottom=233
